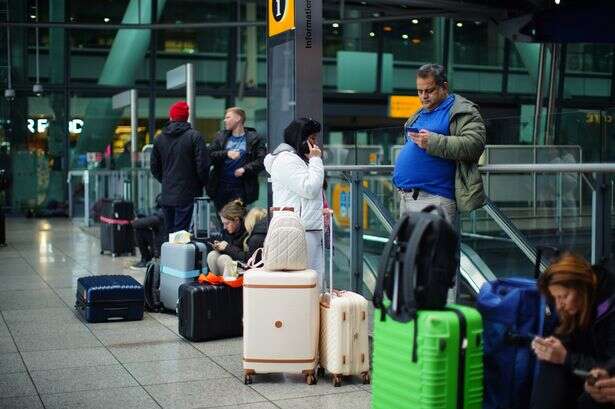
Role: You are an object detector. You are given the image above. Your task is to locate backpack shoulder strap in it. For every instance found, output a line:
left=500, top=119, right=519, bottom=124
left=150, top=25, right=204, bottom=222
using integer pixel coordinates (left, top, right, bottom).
left=374, top=213, right=410, bottom=320
left=400, top=216, right=431, bottom=320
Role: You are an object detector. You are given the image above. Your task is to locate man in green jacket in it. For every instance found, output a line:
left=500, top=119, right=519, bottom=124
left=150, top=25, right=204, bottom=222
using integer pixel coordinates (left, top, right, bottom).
left=392, top=63, right=486, bottom=225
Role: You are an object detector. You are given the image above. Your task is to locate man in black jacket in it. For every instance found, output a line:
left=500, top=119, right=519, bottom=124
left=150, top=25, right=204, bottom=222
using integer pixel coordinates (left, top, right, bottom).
left=207, top=107, right=266, bottom=211
left=151, top=101, right=209, bottom=233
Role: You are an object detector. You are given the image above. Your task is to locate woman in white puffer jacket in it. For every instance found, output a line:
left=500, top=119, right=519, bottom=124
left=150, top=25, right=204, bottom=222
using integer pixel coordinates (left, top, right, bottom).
left=264, top=118, right=325, bottom=283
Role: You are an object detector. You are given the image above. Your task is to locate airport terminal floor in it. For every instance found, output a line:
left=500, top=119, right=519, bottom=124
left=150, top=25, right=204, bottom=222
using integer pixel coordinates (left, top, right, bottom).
left=0, top=218, right=371, bottom=409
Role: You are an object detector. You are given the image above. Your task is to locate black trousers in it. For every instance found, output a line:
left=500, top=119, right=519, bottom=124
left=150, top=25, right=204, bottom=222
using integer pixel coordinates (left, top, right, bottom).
left=162, top=203, right=193, bottom=234
left=132, top=215, right=162, bottom=262
left=213, top=184, right=246, bottom=212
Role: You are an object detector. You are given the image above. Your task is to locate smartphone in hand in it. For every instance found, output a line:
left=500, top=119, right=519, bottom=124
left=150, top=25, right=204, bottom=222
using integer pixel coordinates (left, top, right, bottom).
left=573, top=369, right=598, bottom=386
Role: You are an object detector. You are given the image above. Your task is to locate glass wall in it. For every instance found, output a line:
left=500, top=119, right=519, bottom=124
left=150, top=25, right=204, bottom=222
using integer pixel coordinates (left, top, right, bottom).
left=1, top=0, right=614, bottom=217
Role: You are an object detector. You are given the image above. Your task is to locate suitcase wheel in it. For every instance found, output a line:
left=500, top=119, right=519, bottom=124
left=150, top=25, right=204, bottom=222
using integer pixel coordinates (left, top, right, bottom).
left=306, top=372, right=317, bottom=385
left=244, top=374, right=253, bottom=385
left=100, top=250, right=104, bottom=255
left=112, top=253, right=117, bottom=258
left=317, top=367, right=325, bottom=377
left=332, top=374, right=342, bottom=387
left=361, top=371, right=371, bottom=385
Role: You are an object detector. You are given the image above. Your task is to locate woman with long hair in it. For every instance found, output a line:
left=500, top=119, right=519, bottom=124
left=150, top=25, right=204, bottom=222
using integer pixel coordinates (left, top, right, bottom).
left=206, top=199, right=248, bottom=276
left=530, top=252, right=615, bottom=409
left=263, top=117, right=325, bottom=285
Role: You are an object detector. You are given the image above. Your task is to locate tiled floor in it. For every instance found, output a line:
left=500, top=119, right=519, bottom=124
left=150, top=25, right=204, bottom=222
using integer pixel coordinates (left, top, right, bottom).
left=0, top=218, right=372, bottom=409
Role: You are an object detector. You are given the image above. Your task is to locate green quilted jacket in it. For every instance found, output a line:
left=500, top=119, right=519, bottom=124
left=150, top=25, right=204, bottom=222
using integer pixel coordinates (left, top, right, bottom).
left=405, top=94, right=486, bottom=212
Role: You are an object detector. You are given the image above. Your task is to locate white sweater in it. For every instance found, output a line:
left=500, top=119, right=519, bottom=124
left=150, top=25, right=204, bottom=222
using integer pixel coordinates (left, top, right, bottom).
left=264, top=143, right=324, bottom=231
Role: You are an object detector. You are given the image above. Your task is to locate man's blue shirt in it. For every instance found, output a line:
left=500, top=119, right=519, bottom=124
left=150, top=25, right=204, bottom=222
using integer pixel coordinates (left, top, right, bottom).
left=393, top=95, right=456, bottom=199
left=222, top=134, right=247, bottom=186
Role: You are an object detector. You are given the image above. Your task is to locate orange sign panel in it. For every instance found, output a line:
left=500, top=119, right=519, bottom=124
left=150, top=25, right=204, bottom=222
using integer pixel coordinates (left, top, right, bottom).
left=269, top=0, right=295, bottom=37
left=388, top=95, right=422, bottom=119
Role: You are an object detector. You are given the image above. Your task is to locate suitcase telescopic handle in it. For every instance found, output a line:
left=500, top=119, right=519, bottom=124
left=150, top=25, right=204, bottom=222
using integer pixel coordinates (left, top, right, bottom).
left=323, top=210, right=334, bottom=294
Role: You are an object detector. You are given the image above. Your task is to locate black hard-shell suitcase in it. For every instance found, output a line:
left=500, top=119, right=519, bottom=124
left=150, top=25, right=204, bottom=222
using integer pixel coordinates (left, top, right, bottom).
left=178, top=283, right=243, bottom=341
left=75, top=275, right=144, bottom=323
left=99, top=199, right=135, bottom=257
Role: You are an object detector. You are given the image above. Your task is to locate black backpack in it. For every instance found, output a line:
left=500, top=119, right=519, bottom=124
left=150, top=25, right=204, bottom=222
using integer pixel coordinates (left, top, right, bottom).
left=373, top=205, right=459, bottom=324
left=143, top=261, right=162, bottom=312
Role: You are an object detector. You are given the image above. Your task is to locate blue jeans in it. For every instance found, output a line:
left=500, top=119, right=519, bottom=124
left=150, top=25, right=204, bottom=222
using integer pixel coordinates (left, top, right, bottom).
left=162, top=203, right=194, bottom=234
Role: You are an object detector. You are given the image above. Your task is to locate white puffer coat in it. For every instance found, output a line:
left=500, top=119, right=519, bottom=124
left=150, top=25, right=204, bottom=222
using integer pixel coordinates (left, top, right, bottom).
left=264, top=143, right=324, bottom=231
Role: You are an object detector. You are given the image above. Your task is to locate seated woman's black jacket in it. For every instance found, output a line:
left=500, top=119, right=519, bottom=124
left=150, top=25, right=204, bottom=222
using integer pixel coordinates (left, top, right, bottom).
left=563, top=264, right=615, bottom=371
left=218, top=225, right=247, bottom=261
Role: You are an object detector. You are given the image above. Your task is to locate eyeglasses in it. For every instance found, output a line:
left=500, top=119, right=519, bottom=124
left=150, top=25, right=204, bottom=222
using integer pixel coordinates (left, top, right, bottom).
left=417, top=86, right=439, bottom=96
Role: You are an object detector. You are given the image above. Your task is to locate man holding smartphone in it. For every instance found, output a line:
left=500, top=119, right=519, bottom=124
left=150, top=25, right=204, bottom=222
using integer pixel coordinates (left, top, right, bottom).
left=392, top=63, right=486, bottom=225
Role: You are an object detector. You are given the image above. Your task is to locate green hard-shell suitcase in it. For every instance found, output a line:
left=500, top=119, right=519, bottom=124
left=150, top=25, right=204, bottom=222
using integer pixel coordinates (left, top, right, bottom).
left=372, top=304, right=483, bottom=409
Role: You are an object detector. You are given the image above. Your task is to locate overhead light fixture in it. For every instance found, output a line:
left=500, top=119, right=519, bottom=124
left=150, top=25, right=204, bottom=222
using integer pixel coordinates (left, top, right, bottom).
left=30, top=15, right=36, bottom=19
left=456, top=22, right=463, bottom=28
left=402, top=34, right=409, bottom=40
left=332, top=22, right=339, bottom=28
left=412, top=19, right=419, bottom=24
left=4, top=89, right=15, bottom=100
left=33, top=0, right=43, bottom=97
left=33, top=83, right=43, bottom=96
left=369, top=32, right=375, bottom=37
left=383, top=26, right=392, bottom=32
left=554, top=0, right=560, bottom=3
left=104, top=17, right=110, bottom=23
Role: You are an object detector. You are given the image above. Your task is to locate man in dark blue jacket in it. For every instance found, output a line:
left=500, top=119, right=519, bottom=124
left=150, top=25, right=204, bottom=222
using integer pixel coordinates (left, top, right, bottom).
left=151, top=101, right=209, bottom=233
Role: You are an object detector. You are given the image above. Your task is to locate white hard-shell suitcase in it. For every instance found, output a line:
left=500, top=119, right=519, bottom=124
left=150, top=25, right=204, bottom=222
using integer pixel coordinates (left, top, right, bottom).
left=319, top=211, right=371, bottom=386
left=243, top=268, right=320, bottom=385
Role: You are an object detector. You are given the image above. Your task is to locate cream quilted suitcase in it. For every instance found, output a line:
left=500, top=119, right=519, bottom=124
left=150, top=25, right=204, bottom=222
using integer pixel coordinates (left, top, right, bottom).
left=319, top=212, right=370, bottom=386
left=319, top=290, right=370, bottom=386
left=243, top=268, right=320, bottom=385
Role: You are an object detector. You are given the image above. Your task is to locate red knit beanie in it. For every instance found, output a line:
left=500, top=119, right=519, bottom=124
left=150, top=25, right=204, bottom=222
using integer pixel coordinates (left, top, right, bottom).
left=169, top=101, right=189, bottom=122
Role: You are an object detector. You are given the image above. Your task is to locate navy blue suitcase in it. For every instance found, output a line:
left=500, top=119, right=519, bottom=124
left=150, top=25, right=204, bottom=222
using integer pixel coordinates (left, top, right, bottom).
left=75, top=275, right=144, bottom=323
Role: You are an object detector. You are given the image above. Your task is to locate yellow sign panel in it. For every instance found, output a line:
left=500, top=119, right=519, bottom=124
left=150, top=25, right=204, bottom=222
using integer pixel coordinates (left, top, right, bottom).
left=269, top=0, right=295, bottom=37
left=388, top=95, right=422, bottom=119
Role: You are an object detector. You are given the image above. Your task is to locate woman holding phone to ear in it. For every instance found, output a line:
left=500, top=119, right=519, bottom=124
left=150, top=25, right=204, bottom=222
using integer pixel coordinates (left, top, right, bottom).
left=264, top=117, right=325, bottom=286
left=529, top=253, right=615, bottom=409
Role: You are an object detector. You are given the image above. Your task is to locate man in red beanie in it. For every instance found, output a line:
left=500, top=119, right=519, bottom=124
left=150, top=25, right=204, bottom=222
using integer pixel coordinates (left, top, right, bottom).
left=151, top=101, right=209, bottom=234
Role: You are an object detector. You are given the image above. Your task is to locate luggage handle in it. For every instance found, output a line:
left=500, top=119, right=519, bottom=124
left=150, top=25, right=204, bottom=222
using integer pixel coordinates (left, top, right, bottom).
left=192, top=197, right=211, bottom=240
left=323, top=210, right=334, bottom=294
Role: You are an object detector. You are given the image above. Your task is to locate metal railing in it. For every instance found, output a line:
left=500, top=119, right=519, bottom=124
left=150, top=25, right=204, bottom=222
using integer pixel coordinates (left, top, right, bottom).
left=66, top=163, right=614, bottom=295
left=324, top=163, right=614, bottom=294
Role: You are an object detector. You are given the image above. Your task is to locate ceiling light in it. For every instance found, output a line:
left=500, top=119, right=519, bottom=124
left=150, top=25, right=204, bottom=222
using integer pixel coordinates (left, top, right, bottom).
left=411, top=19, right=419, bottom=24
left=369, top=32, right=375, bottom=37
left=402, top=34, right=409, bottom=40
left=554, top=0, right=560, bottom=3
left=332, top=22, right=339, bottom=28
left=4, top=89, right=15, bottom=100
left=104, top=17, right=110, bottom=23
left=456, top=22, right=463, bottom=28
left=33, top=83, right=43, bottom=97
left=412, top=38, right=421, bottom=44
left=30, top=15, right=36, bottom=19
left=383, top=26, right=392, bottom=32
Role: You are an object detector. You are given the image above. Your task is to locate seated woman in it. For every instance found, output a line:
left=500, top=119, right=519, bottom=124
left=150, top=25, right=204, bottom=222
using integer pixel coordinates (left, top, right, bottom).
left=530, top=252, right=615, bottom=409
left=206, top=200, right=267, bottom=276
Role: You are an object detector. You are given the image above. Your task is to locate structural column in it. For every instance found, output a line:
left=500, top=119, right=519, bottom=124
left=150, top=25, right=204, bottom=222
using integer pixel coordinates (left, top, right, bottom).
left=266, top=0, right=323, bottom=151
